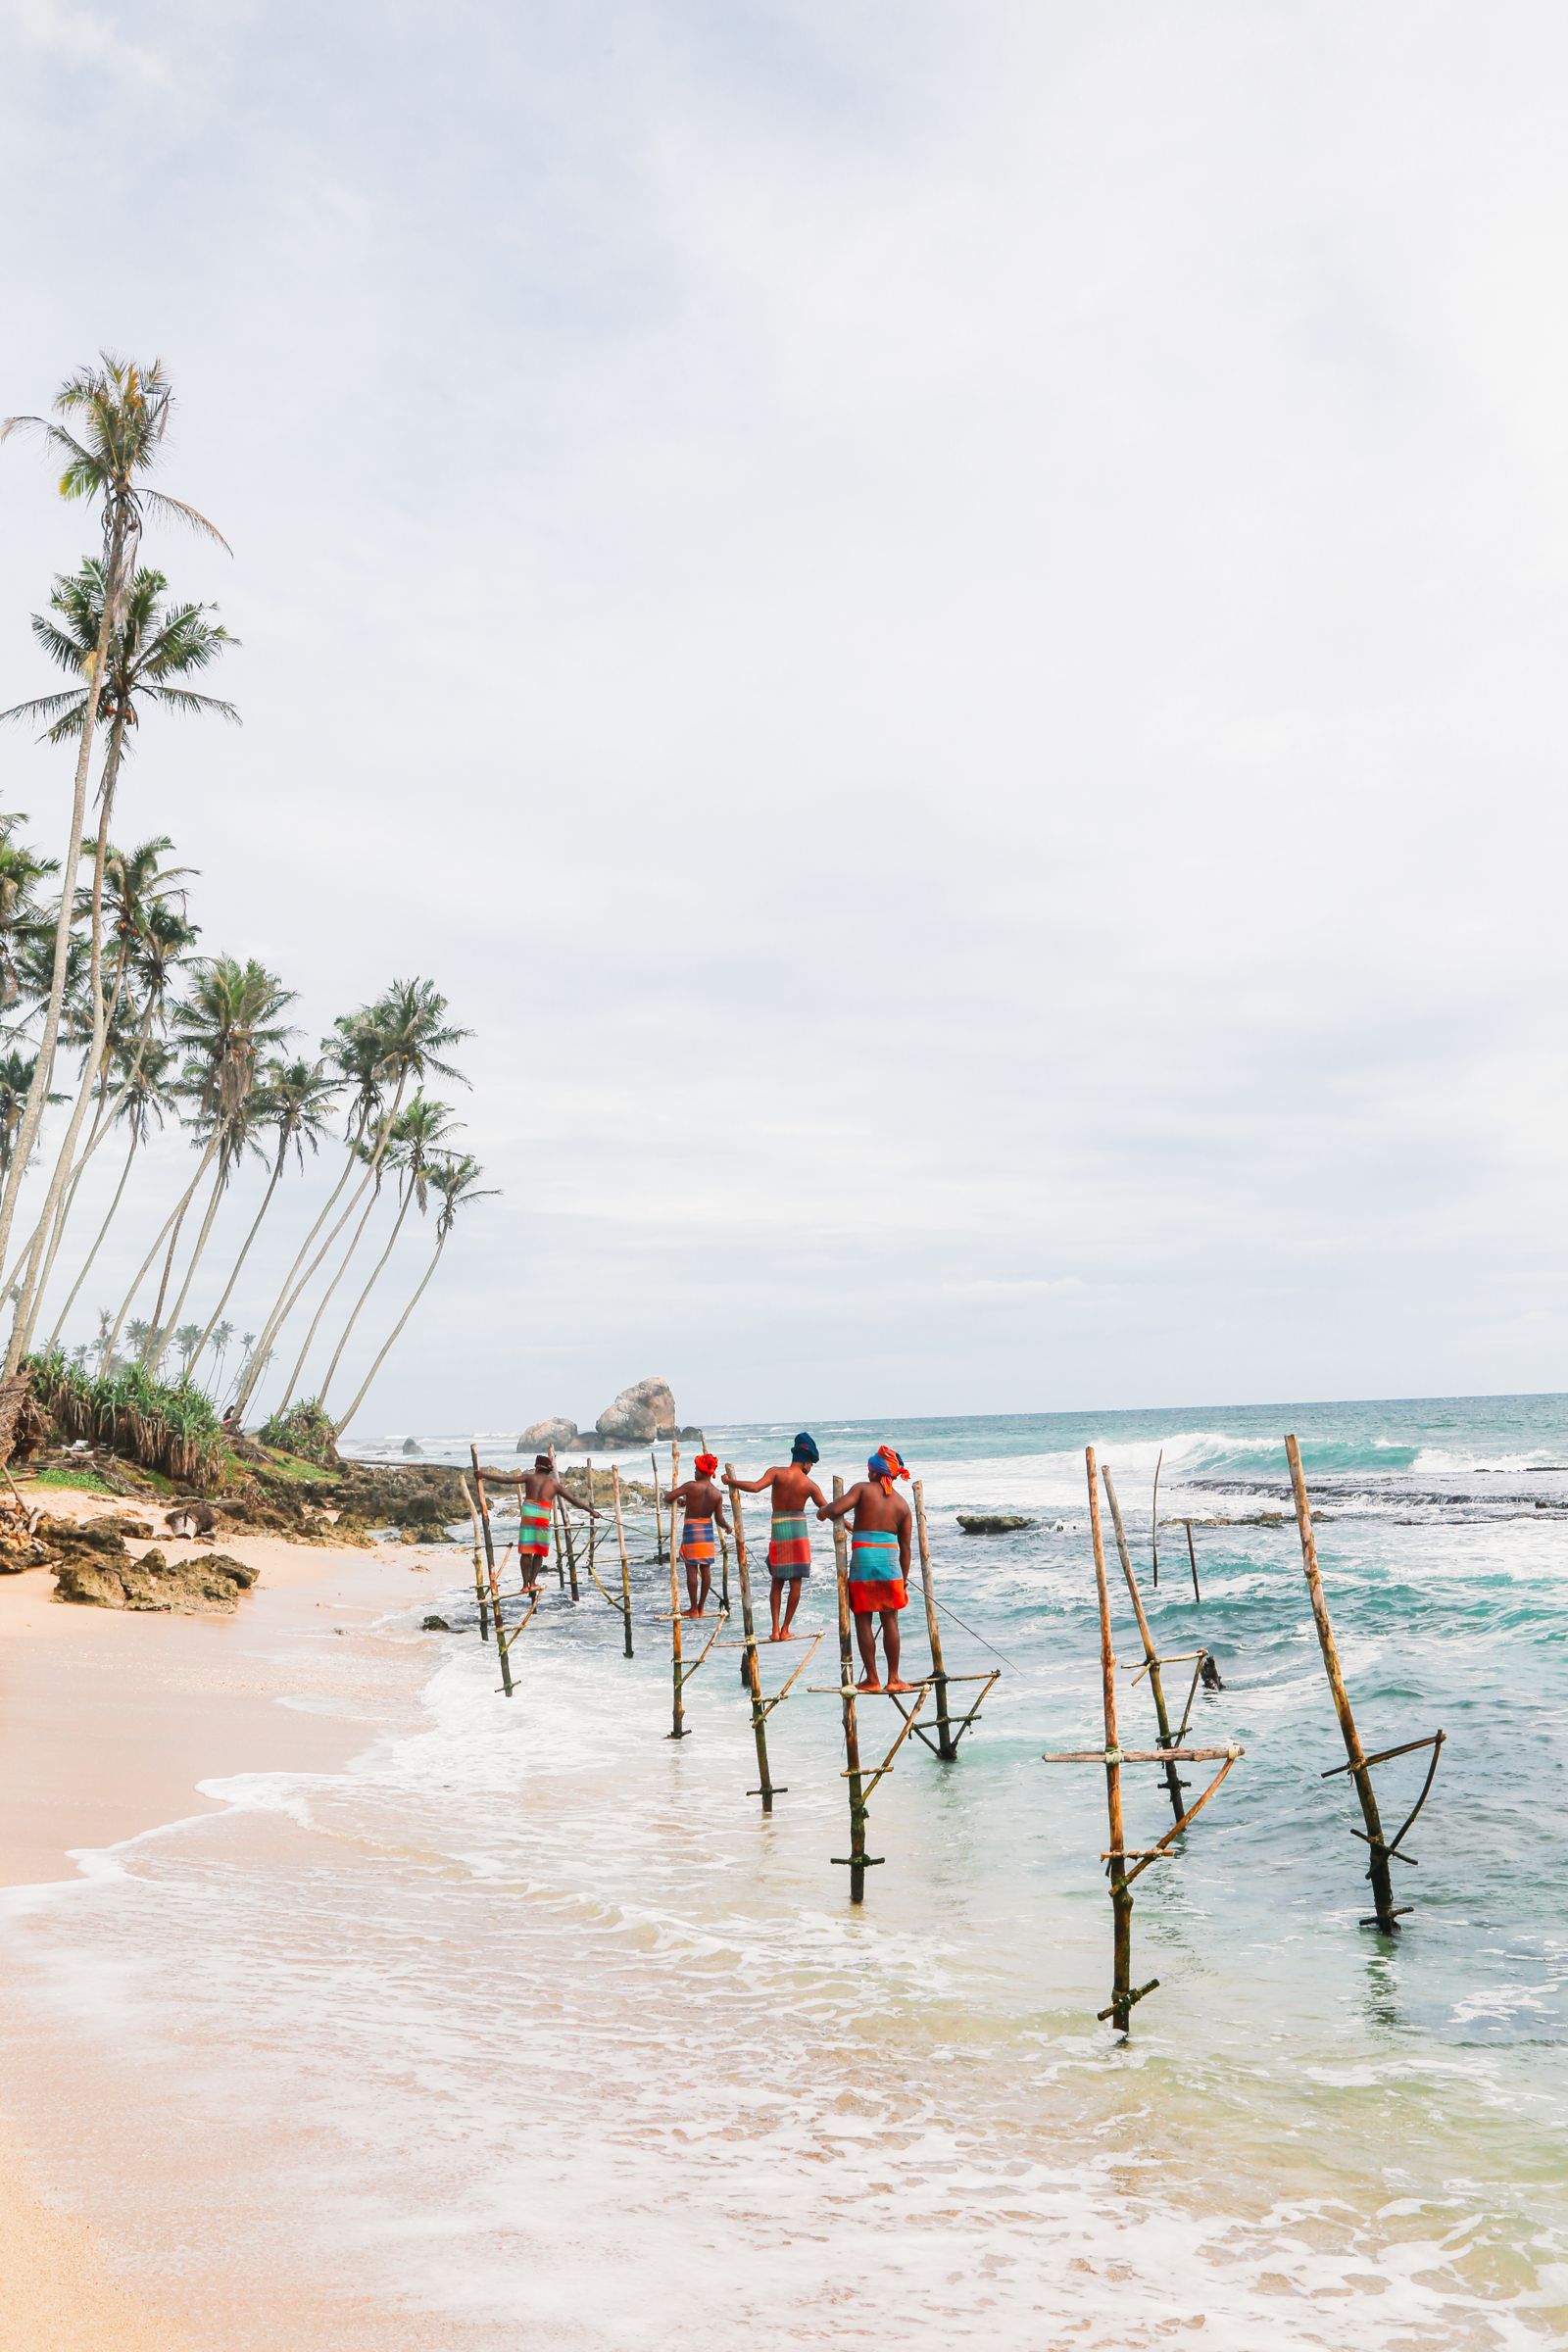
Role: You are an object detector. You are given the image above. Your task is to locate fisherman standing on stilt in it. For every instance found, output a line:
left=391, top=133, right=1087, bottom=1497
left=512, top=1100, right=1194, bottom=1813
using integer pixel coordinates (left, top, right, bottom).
left=730, top=1431, right=826, bottom=1641
left=820, top=1446, right=913, bottom=1692
left=666, top=1452, right=730, bottom=1618
left=517, top=1453, right=597, bottom=1593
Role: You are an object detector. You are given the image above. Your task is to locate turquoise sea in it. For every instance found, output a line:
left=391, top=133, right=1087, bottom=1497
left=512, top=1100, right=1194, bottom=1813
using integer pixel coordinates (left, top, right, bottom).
left=5, top=1392, right=1566, bottom=2346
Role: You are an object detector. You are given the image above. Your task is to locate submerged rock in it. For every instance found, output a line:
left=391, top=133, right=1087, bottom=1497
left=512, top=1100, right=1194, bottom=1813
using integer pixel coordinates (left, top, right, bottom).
left=421, top=1614, right=452, bottom=1632
left=956, top=1513, right=1035, bottom=1535
left=594, top=1379, right=676, bottom=1445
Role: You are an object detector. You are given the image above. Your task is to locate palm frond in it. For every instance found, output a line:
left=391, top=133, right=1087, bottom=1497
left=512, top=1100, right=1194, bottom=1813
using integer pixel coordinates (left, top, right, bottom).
left=138, top=488, right=231, bottom=554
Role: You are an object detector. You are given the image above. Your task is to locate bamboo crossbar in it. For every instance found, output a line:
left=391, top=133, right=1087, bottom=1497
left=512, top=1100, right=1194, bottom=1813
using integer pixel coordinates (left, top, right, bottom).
left=755, top=1630, right=823, bottom=1718
left=1041, top=1743, right=1240, bottom=1764
left=1322, top=1731, right=1445, bottom=1778
left=848, top=1687, right=929, bottom=1803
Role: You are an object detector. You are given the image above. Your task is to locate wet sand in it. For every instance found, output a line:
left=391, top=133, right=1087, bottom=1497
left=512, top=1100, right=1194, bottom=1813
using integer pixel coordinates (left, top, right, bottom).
left=0, top=1491, right=457, bottom=2350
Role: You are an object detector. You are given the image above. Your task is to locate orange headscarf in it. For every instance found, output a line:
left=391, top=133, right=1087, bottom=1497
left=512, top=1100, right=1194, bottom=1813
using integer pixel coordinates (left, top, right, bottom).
left=868, top=1446, right=908, bottom=1495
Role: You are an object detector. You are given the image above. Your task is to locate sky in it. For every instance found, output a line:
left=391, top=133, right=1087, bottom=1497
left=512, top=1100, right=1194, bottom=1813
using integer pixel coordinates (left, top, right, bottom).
left=2, top=1, right=1567, bottom=1436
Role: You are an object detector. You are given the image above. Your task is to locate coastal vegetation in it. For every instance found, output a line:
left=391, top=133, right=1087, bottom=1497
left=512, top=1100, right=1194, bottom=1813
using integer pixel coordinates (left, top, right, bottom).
left=0, top=355, right=491, bottom=1478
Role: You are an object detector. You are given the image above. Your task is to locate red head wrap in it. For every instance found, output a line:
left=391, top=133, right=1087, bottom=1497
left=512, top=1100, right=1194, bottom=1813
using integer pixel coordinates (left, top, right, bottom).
left=695, top=1452, right=718, bottom=1478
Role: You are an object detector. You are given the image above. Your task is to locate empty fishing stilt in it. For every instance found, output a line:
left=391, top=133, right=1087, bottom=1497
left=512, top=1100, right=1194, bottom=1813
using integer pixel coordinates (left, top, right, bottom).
left=460, top=1473, right=489, bottom=1642
left=652, top=1447, right=665, bottom=1563
left=1285, top=1433, right=1445, bottom=1933
left=1041, top=1446, right=1244, bottom=2032
left=906, top=1481, right=998, bottom=1760
left=1184, top=1519, right=1201, bottom=1603
left=1102, top=1465, right=1189, bottom=1824
left=612, top=1465, right=633, bottom=1657
left=469, top=1445, right=513, bottom=1700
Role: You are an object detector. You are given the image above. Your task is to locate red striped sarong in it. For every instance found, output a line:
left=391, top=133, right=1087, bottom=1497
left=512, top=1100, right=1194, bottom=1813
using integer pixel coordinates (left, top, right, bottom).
left=849, top=1527, right=906, bottom=1613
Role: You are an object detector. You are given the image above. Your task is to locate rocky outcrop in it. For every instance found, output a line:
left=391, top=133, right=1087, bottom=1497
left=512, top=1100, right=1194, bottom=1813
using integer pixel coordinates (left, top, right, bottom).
left=593, top=1379, right=676, bottom=1446
left=421, top=1614, right=452, bottom=1632
left=402, top=1437, right=422, bottom=1456
left=53, top=1541, right=259, bottom=1614
left=956, top=1513, right=1035, bottom=1535
left=516, top=1416, right=578, bottom=1453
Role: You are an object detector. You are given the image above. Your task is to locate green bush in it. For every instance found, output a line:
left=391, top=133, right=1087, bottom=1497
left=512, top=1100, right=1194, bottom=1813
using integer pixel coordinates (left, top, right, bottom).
left=27, top=1351, right=227, bottom=1493
left=258, top=1396, right=339, bottom=1468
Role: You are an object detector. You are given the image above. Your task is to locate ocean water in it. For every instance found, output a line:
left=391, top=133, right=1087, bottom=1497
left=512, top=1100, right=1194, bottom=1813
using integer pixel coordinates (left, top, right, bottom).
left=5, top=1393, right=1568, bottom=2348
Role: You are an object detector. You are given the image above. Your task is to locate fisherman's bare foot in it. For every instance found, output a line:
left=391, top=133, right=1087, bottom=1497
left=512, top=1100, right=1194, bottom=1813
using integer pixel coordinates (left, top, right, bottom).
left=885, top=1676, right=913, bottom=1692
left=857, top=1674, right=883, bottom=1692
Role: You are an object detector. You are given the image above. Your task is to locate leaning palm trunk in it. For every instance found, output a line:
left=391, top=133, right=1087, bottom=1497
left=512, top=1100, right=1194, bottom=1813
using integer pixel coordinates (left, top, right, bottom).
left=14, top=720, right=126, bottom=1357
left=334, top=1227, right=447, bottom=1435
left=184, top=1152, right=286, bottom=1379
left=231, top=1079, right=408, bottom=1418
left=318, top=1181, right=414, bottom=1412
left=272, top=1178, right=384, bottom=1414
left=0, top=528, right=123, bottom=1357
left=144, top=1154, right=229, bottom=1377
left=50, top=1126, right=142, bottom=1358
left=101, top=1129, right=221, bottom=1370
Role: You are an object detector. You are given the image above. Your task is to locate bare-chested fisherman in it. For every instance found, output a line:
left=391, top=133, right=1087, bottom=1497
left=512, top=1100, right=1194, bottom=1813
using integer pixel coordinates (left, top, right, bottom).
left=730, top=1432, right=826, bottom=1640
left=517, top=1454, right=597, bottom=1593
left=818, top=1445, right=913, bottom=1691
left=664, top=1452, right=731, bottom=1617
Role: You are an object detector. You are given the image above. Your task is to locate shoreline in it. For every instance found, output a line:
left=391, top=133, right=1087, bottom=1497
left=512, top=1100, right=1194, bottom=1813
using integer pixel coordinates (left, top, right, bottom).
left=0, top=1492, right=464, bottom=2349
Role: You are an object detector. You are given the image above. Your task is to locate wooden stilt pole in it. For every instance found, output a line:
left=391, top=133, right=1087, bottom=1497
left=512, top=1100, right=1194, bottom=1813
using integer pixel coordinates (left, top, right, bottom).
left=1088, top=1446, right=1140, bottom=2030
left=666, top=1441, right=686, bottom=1740
left=558, top=1495, right=580, bottom=1602
left=612, top=1464, right=633, bottom=1658
left=725, top=1466, right=778, bottom=1812
left=652, top=1447, right=664, bottom=1562
left=549, top=1443, right=564, bottom=1589
left=912, top=1482, right=956, bottom=1761
left=1285, top=1434, right=1399, bottom=1933
left=718, top=1521, right=731, bottom=1613
left=1152, top=1446, right=1162, bottom=1588
left=830, top=1477, right=870, bottom=1900
left=1102, top=1466, right=1185, bottom=1824
left=669, top=1440, right=682, bottom=1607
left=585, top=1455, right=597, bottom=1590
left=460, top=1473, right=488, bottom=1641
left=1184, top=1518, right=1200, bottom=1603
left=469, top=1444, right=513, bottom=1699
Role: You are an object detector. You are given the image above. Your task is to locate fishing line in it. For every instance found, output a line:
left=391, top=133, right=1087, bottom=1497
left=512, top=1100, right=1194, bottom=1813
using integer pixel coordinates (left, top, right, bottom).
left=931, top=1593, right=1024, bottom=1672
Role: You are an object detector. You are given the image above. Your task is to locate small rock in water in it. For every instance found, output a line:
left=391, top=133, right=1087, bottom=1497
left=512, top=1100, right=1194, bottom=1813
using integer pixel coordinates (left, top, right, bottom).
left=956, top=1513, right=1036, bottom=1535
left=402, top=1437, right=422, bottom=1456
left=421, top=1613, right=452, bottom=1632
left=1200, top=1652, right=1225, bottom=1691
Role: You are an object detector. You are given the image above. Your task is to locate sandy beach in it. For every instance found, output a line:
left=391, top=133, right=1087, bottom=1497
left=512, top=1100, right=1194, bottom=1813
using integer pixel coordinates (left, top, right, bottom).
left=0, top=1494, right=456, bottom=2351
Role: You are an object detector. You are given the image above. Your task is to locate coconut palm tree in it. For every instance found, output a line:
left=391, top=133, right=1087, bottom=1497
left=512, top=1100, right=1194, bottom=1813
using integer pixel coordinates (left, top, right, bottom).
left=0, top=356, right=227, bottom=1332
left=230, top=980, right=469, bottom=1420
left=184, top=1056, right=340, bottom=1381
left=3, top=564, right=234, bottom=1364
left=0, top=1053, right=45, bottom=1185
left=27, top=872, right=198, bottom=1353
left=100, top=956, right=293, bottom=1372
left=0, top=812, right=59, bottom=1015
left=310, top=1094, right=461, bottom=1415
left=334, top=1154, right=495, bottom=1435
left=137, top=959, right=296, bottom=1376
left=45, top=1036, right=182, bottom=1352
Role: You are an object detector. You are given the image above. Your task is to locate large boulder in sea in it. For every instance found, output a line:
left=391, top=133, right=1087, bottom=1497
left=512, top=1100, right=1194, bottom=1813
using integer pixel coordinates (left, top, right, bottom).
left=516, top=1416, right=578, bottom=1453
left=594, top=1379, right=676, bottom=1446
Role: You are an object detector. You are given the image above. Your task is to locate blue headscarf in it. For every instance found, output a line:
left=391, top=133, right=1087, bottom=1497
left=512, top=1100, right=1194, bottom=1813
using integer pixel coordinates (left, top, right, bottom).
left=791, top=1432, right=819, bottom=1465
left=868, top=1446, right=909, bottom=1494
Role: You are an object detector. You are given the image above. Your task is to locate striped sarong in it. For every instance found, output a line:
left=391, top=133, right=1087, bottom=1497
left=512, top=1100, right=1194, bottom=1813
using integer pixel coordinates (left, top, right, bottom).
left=518, top=1499, right=553, bottom=1558
left=680, top=1515, right=716, bottom=1566
left=849, top=1527, right=906, bottom=1613
left=768, top=1513, right=812, bottom=1577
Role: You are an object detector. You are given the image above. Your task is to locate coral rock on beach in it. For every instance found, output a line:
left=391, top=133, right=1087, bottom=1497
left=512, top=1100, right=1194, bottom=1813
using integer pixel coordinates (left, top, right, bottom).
left=52, top=1544, right=259, bottom=1614
left=593, top=1379, right=676, bottom=1446
left=516, top=1416, right=578, bottom=1452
